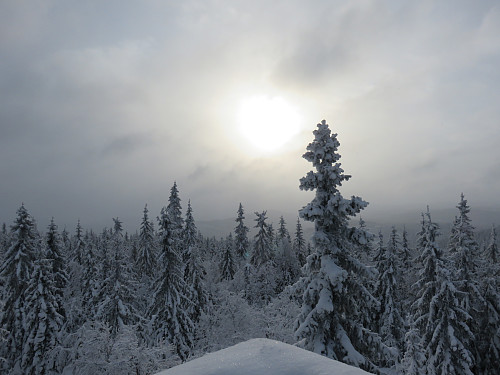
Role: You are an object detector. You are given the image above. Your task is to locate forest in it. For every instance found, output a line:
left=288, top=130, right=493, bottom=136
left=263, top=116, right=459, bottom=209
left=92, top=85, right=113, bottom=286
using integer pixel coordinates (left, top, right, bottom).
left=1, top=120, right=499, bottom=375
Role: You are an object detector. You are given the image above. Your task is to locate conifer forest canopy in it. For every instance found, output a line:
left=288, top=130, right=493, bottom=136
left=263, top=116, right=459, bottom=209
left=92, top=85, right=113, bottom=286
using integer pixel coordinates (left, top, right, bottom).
left=0, top=120, right=499, bottom=375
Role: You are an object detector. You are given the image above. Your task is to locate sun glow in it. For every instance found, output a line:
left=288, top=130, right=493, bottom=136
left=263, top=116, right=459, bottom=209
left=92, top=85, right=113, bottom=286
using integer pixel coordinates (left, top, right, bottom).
left=237, top=95, right=301, bottom=153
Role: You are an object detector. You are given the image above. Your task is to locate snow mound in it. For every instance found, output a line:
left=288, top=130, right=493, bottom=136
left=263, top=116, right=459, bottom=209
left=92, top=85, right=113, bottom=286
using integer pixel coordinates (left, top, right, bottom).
left=155, top=338, right=372, bottom=375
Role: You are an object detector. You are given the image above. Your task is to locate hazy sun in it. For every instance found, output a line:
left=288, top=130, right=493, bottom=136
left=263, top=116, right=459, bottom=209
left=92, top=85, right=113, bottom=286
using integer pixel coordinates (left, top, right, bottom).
left=237, top=95, right=301, bottom=152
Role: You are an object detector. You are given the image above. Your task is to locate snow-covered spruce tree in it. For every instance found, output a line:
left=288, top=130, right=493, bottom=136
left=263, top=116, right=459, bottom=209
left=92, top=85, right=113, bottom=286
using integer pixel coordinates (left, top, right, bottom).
left=149, top=205, right=194, bottom=361
left=220, top=233, right=236, bottom=281
left=167, top=181, right=184, bottom=249
left=372, top=231, right=385, bottom=264
left=293, top=217, right=307, bottom=267
left=79, top=231, right=100, bottom=320
left=0, top=222, right=8, bottom=258
left=234, top=203, right=249, bottom=260
left=274, top=232, right=300, bottom=294
left=268, top=222, right=277, bottom=252
left=447, top=194, right=482, bottom=369
left=183, top=200, right=198, bottom=258
left=476, top=224, right=500, bottom=375
left=250, top=211, right=272, bottom=268
left=413, top=209, right=474, bottom=375
left=45, top=218, right=68, bottom=318
left=476, top=274, right=500, bottom=375
left=278, top=216, right=290, bottom=242
left=136, top=204, right=157, bottom=279
left=294, top=120, right=385, bottom=372
left=21, top=256, right=64, bottom=375
left=400, top=227, right=411, bottom=271
left=72, top=219, right=84, bottom=265
left=95, top=218, right=139, bottom=337
left=0, top=204, right=38, bottom=371
left=182, top=202, right=209, bottom=326
left=374, top=227, right=405, bottom=364
left=401, top=315, right=425, bottom=375
left=485, top=224, right=498, bottom=266
left=447, top=194, right=481, bottom=311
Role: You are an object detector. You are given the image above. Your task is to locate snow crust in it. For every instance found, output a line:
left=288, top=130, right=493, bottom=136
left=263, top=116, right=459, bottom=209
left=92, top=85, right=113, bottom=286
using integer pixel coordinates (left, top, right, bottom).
left=156, top=338, right=372, bottom=375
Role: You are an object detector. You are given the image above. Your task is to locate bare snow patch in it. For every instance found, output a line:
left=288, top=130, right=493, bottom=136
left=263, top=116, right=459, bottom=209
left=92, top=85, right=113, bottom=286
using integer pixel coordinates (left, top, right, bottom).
left=156, top=338, right=372, bottom=375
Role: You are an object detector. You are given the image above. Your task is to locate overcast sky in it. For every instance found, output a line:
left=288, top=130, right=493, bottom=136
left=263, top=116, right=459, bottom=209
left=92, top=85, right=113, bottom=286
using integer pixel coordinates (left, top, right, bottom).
left=1, top=0, right=499, bottom=232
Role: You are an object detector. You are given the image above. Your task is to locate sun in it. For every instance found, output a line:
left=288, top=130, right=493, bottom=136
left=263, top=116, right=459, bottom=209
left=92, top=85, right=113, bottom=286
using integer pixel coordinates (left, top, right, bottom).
left=237, top=95, right=301, bottom=153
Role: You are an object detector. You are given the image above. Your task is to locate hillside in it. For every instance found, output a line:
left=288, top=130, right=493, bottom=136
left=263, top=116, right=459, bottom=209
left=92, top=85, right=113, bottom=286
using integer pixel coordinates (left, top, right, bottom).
left=155, top=338, right=372, bottom=375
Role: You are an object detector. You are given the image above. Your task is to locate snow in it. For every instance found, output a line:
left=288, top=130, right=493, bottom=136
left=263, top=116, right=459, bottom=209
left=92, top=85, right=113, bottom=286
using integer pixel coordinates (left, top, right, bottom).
left=155, top=338, right=372, bottom=375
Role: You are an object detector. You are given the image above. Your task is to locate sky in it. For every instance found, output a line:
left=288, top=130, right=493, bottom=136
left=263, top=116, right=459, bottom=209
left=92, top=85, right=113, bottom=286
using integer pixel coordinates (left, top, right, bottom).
left=1, top=0, right=500, bottom=233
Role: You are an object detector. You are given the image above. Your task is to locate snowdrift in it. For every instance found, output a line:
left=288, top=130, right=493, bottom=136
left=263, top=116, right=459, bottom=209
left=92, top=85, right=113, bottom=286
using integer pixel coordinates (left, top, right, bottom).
left=155, top=338, right=372, bottom=375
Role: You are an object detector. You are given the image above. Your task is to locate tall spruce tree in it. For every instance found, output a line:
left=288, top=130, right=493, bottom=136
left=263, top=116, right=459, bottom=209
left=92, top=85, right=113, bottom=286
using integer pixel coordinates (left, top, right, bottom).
left=96, top=219, right=139, bottom=336
left=485, top=225, right=498, bottom=265
left=21, top=256, right=64, bottom=375
left=234, top=203, right=249, bottom=260
left=182, top=202, right=208, bottom=326
left=80, top=231, right=99, bottom=320
left=136, top=204, right=157, bottom=279
left=413, top=209, right=474, bottom=375
left=167, top=182, right=184, bottom=250
left=294, top=120, right=385, bottom=372
left=294, top=217, right=307, bottom=267
left=278, top=216, right=290, bottom=242
left=374, top=227, right=405, bottom=364
left=149, top=205, right=194, bottom=361
left=220, top=234, right=236, bottom=281
left=0, top=204, right=38, bottom=370
left=448, top=194, right=481, bottom=311
left=401, top=315, right=425, bottom=375
left=250, top=211, right=272, bottom=268
left=0, top=222, right=8, bottom=258
left=45, top=218, right=68, bottom=318
left=477, top=224, right=500, bottom=374
left=73, top=219, right=84, bottom=265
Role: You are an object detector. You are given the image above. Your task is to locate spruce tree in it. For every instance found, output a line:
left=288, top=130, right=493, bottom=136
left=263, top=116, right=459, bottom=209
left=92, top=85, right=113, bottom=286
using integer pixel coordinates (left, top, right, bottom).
left=485, top=225, right=498, bottom=264
left=21, top=257, right=64, bottom=375
left=0, top=222, right=8, bottom=258
left=73, top=219, right=84, bottom=265
left=294, top=120, right=384, bottom=372
left=80, top=231, right=99, bottom=319
left=182, top=202, right=208, bottom=326
left=234, top=203, right=249, bottom=260
left=477, top=224, right=500, bottom=375
left=250, top=211, right=272, bottom=268
left=0, top=204, right=38, bottom=370
left=167, top=181, right=184, bottom=250
left=220, top=234, right=236, bottom=281
left=275, top=232, right=300, bottom=294
left=401, top=315, right=425, bottom=375
left=278, top=216, right=290, bottom=242
left=448, top=193, right=481, bottom=312
left=374, top=227, right=405, bottom=363
left=95, top=218, right=139, bottom=336
left=149, top=205, right=194, bottom=361
left=45, top=218, right=68, bottom=318
left=293, top=217, right=307, bottom=267
left=136, top=204, right=157, bottom=279
left=414, top=209, right=474, bottom=375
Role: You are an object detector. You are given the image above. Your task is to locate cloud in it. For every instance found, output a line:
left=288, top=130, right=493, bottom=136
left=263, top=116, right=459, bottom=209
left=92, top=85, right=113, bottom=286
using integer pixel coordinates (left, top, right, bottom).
left=1, top=0, right=500, bottom=231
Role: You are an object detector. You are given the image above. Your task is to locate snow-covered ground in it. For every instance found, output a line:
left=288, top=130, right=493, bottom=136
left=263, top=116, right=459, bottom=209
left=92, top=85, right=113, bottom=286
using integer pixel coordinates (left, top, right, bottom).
left=156, top=338, right=372, bottom=375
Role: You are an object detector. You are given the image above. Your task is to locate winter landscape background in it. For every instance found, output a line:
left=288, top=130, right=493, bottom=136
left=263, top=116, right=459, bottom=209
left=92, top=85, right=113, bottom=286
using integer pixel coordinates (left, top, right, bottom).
left=1, top=120, right=499, bottom=374
left=1, top=1, right=500, bottom=375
